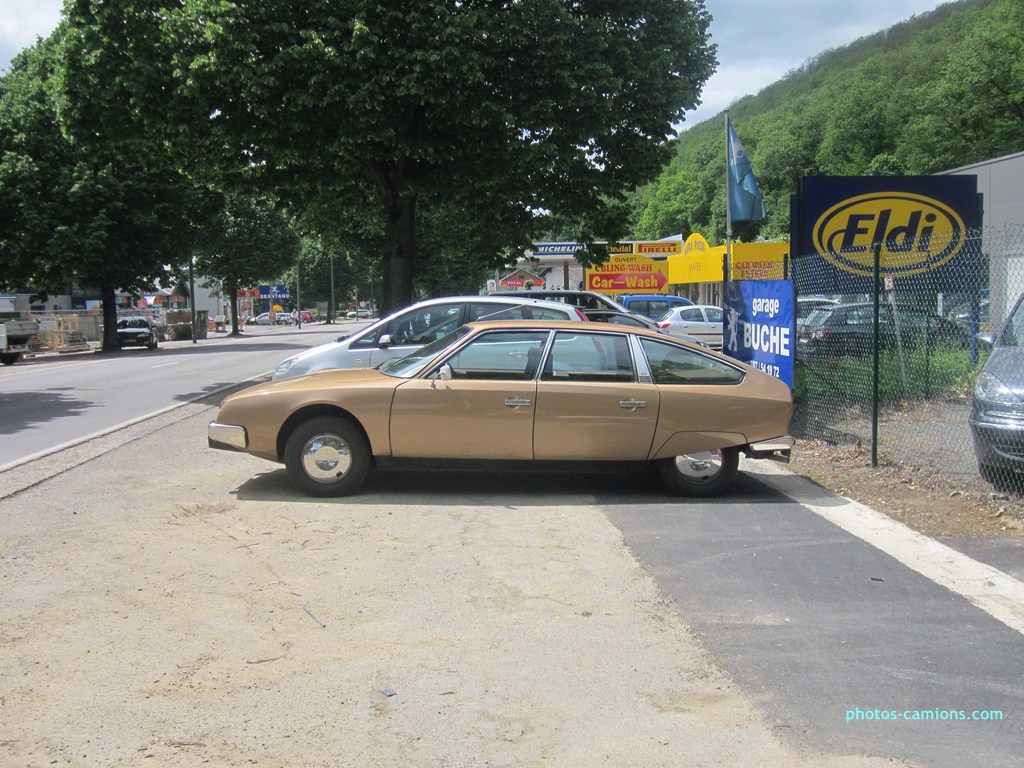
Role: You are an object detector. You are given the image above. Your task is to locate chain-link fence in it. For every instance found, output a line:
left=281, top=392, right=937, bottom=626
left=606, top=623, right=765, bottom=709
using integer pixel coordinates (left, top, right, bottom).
left=791, top=224, right=1024, bottom=497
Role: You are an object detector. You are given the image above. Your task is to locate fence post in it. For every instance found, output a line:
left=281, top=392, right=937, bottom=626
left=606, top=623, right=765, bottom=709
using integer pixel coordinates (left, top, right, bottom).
left=871, top=242, right=881, bottom=468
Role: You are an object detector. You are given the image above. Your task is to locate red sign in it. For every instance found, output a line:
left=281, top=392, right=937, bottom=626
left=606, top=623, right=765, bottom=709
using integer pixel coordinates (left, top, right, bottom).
left=587, top=270, right=667, bottom=292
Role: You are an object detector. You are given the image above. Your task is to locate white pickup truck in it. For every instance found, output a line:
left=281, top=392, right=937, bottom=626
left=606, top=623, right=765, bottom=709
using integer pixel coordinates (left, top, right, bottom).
left=0, top=296, right=40, bottom=365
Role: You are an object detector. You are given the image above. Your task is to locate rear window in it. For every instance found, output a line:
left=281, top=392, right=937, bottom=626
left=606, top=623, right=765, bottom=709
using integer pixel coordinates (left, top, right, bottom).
left=640, top=339, right=743, bottom=385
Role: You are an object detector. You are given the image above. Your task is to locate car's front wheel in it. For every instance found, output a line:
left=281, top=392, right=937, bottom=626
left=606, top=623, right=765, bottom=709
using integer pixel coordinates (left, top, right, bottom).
left=658, top=446, right=739, bottom=497
left=284, top=416, right=371, bottom=497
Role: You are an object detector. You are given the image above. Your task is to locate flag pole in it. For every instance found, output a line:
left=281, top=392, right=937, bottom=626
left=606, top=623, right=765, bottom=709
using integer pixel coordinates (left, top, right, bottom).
left=724, top=111, right=732, bottom=285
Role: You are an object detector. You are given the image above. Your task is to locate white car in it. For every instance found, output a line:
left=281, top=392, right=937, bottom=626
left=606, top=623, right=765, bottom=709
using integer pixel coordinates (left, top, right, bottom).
left=251, top=312, right=293, bottom=326
left=273, top=295, right=587, bottom=379
left=657, top=304, right=724, bottom=349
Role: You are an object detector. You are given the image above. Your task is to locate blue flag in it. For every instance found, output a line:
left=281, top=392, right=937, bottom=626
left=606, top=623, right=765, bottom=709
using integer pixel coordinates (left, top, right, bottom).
left=727, top=119, right=766, bottom=223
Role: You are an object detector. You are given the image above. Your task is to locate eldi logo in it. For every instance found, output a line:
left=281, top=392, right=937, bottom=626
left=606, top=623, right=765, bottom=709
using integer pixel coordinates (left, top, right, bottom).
left=812, top=192, right=966, bottom=277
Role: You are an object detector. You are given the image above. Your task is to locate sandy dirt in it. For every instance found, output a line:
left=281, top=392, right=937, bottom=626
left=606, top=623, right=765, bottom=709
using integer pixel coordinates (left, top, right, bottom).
left=0, top=402, right=919, bottom=767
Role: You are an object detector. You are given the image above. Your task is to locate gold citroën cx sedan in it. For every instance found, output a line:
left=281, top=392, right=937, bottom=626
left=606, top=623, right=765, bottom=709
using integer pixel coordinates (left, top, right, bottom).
left=209, top=320, right=794, bottom=497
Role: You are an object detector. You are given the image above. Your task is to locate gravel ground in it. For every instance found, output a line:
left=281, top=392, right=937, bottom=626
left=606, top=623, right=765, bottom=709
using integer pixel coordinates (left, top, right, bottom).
left=0, top=402, right=912, bottom=768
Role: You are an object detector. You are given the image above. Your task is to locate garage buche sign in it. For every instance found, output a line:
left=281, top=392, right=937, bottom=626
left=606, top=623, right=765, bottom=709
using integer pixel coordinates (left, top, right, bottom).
left=724, top=280, right=795, bottom=388
left=791, top=175, right=983, bottom=294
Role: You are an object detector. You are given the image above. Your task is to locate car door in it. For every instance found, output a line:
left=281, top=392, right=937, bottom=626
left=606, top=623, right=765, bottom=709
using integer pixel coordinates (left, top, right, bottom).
left=533, top=330, right=658, bottom=460
left=388, top=330, right=549, bottom=459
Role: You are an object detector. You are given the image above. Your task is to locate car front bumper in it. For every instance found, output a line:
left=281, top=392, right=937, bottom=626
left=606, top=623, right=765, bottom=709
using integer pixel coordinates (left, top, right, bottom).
left=208, top=422, right=248, bottom=452
left=969, top=409, right=1024, bottom=472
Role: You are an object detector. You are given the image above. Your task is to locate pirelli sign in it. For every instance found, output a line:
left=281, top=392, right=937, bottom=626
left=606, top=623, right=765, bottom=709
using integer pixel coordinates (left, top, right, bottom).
left=792, top=176, right=983, bottom=292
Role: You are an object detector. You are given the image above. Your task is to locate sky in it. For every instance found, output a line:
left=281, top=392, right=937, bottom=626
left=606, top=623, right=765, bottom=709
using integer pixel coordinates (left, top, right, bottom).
left=2, top=0, right=946, bottom=127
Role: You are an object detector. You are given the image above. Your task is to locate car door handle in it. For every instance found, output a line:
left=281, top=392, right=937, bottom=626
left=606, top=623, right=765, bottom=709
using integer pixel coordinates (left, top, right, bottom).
left=505, top=397, right=532, bottom=408
left=619, top=399, right=646, bottom=410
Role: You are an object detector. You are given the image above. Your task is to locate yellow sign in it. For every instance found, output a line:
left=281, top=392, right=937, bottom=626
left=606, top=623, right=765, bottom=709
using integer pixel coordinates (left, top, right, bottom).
left=668, top=237, right=790, bottom=284
left=586, top=253, right=670, bottom=293
left=730, top=241, right=789, bottom=280
left=812, top=192, right=965, bottom=277
left=669, top=234, right=726, bottom=284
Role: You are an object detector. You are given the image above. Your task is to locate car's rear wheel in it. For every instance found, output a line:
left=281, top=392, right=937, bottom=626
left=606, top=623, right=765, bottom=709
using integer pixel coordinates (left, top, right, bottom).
left=658, top=446, right=739, bottom=497
left=284, top=416, right=370, bottom=497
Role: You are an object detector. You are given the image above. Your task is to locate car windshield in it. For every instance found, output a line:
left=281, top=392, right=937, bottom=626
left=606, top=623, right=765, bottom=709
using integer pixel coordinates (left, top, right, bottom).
left=118, top=318, right=148, bottom=329
left=377, top=326, right=473, bottom=378
left=1000, top=297, right=1024, bottom=347
left=802, top=308, right=832, bottom=330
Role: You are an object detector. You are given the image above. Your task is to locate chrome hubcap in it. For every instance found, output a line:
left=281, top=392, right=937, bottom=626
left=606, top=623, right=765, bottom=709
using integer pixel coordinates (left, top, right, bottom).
left=300, top=433, right=353, bottom=483
left=673, top=450, right=724, bottom=483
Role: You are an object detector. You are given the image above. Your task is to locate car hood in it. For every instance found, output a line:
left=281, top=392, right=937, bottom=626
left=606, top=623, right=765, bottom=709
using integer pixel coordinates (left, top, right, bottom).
left=236, top=366, right=390, bottom=398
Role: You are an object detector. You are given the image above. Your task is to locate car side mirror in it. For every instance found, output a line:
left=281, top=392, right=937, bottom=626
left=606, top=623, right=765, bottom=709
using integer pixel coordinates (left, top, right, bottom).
left=379, top=333, right=393, bottom=347
left=430, top=364, right=453, bottom=389
left=976, top=331, right=996, bottom=351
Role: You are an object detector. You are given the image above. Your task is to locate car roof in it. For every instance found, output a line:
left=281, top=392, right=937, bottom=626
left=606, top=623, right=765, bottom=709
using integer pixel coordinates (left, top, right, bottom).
left=464, top=318, right=666, bottom=339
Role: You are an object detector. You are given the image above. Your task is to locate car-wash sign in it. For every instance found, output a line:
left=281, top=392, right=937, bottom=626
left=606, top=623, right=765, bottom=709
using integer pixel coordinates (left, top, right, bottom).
left=792, top=176, right=982, bottom=292
left=583, top=242, right=678, bottom=293
left=724, top=280, right=794, bottom=388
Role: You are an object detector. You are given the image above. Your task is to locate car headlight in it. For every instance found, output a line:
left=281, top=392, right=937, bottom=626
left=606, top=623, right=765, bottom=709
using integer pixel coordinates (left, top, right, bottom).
left=975, top=371, right=1021, bottom=406
left=275, top=357, right=297, bottom=375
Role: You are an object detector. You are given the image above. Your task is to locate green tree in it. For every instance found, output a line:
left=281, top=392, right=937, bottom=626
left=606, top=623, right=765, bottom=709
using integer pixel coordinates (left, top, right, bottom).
left=64, top=1, right=716, bottom=314
left=196, top=196, right=302, bottom=335
left=1, top=32, right=216, bottom=350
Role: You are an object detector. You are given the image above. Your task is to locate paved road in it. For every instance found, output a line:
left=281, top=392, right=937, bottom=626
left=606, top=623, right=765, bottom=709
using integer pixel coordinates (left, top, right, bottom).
left=0, top=322, right=361, bottom=469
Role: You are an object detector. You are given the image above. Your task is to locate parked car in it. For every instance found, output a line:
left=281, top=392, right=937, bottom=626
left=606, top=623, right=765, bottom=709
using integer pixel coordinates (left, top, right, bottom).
left=969, top=292, right=1024, bottom=491
left=796, top=296, right=838, bottom=333
left=796, top=302, right=970, bottom=359
left=210, top=320, right=794, bottom=498
left=115, top=317, right=158, bottom=350
left=346, top=308, right=375, bottom=319
left=582, top=309, right=708, bottom=347
left=617, top=294, right=694, bottom=320
left=656, top=305, right=724, bottom=349
left=273, top=295, right=587, bottom=379
left=250, top=312, right=290, bottom=326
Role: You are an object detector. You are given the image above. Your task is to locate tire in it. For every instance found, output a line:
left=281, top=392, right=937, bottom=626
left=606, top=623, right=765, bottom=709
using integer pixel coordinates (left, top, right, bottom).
left=284, top=416, right=371, bottom=497
left=0, top=352, right=21, bottom=365
left=658, top=446, right=739, bottom=497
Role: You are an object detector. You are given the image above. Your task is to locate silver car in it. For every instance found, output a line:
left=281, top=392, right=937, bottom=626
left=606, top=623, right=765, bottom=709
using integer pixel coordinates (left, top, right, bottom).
left=273, top=295, right=586, bottom=379
left=656, top=304, right=725, bottom=349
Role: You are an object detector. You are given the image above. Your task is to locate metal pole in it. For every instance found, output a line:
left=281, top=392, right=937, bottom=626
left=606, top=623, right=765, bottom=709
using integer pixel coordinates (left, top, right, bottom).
left=871, top=243, right=881, bottom=467
left=189, top=255, right=197, bottom=345
left=296, top=261, right=302, bottom=329
left=329, top=253, right=336, bottom=324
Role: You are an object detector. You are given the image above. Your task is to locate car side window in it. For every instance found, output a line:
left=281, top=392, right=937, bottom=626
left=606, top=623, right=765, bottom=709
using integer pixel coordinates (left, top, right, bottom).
left=468, top=302, right=525, bottom=321
left=541, top=332, right=634, bottom=382
left=468, top=302, right=569, bottom=322
left=442, top=331, right=549, bottom=380
left=640, top=339, right=743, bottom=384
left=354, top=303, right=462, bottom=349
left=705, top=307, right=724, bottom=323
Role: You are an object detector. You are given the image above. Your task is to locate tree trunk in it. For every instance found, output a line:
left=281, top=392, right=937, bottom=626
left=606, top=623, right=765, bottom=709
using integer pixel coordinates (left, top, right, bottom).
left=378, top=180, right=418, bottom=316
left=227, top=283, right=243, bottom=336
left=101, top=282, right=120, bottom=352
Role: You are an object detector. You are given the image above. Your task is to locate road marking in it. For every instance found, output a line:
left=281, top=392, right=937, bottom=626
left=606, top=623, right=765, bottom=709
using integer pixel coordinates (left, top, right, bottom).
left=150, top=362, right=179, bottom=369
left=750, top=459, right=1024, bottom=637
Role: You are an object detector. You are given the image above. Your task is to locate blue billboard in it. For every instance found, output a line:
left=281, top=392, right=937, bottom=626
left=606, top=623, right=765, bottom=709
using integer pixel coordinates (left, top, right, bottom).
left=724, top=280, right=795, bottom=388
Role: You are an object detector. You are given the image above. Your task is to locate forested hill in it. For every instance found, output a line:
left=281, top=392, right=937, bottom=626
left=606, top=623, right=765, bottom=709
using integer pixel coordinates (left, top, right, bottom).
left=631, top=0, right=1023, bottom=244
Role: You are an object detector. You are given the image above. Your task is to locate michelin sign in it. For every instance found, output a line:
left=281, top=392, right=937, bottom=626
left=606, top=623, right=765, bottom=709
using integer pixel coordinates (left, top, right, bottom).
left=724, top=280, right=794, bottom=388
